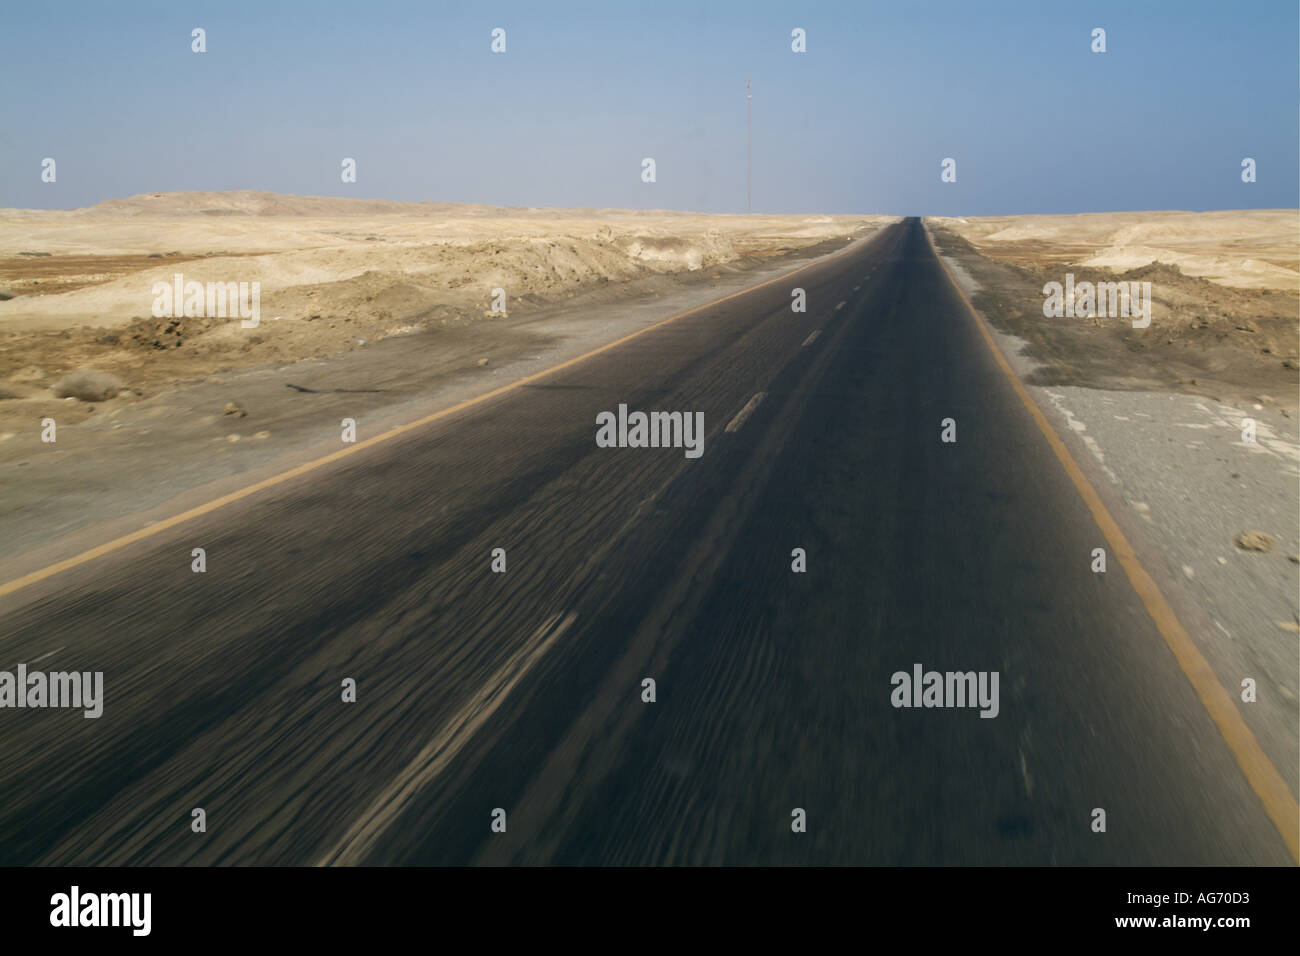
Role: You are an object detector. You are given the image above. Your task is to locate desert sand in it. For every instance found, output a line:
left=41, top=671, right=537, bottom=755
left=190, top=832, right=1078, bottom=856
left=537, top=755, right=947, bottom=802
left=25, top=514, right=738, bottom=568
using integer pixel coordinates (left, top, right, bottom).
left=931, top=210, right=1298, bottom=291
left=927, top=210, right=1299, bottom=407
left=0, top=191, right=884, bottom=329
left=0, top=191, right=890, bottom=425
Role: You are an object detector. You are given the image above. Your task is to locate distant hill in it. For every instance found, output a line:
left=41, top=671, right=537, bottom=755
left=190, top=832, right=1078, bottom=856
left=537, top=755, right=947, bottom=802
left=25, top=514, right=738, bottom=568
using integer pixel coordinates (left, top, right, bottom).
left=5, top=191, right=748, bottom=220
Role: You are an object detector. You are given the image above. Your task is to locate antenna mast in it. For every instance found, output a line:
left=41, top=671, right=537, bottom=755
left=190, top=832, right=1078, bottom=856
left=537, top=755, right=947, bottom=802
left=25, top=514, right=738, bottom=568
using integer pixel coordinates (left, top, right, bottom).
left=746, top=75, right=752, bottom=214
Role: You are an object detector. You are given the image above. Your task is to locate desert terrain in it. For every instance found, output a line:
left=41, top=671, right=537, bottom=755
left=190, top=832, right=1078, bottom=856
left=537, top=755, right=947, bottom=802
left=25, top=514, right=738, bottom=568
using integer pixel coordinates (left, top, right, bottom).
left=934, top=209, right=1298, bottom=290
left=0, top=191, right=889, bottom=430
left=928, top=210, right=1299, bottom=406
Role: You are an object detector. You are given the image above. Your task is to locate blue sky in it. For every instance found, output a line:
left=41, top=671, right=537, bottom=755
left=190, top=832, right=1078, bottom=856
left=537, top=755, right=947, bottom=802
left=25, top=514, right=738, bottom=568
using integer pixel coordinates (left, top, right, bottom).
left=2, top=0, right=1296, bottom=214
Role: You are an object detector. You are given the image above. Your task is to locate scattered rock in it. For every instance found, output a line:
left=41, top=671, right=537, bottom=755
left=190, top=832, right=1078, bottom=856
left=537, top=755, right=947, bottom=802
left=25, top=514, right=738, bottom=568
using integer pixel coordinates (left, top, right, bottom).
left=52, top=370, right=124, bottom=402
left=253, top=430, right=271, bottom=440
left=223, top=401, right=246, bottom=417
left=476, top=358, right=489, bottom=367
left=1234, top=530, right=1274, bottom=552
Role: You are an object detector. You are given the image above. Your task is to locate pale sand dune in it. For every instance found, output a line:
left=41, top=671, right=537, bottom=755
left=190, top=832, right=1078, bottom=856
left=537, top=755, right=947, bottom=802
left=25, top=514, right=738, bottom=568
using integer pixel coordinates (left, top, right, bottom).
left=0, top=193, right=895, bottom=428
left=0, top=191, right=888, bottom=332
left=931, top=210, right=1299, bottom=290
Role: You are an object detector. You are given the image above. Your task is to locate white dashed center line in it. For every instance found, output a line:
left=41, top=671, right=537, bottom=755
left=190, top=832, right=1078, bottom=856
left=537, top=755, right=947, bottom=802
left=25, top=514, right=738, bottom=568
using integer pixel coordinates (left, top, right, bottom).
left=801, top=330, right=821, bottom=346
left=22, top=647, right=63, bottom=667
left=835, top=301, right=846, bottom=311
left=725, top=392, right=767, bottom=432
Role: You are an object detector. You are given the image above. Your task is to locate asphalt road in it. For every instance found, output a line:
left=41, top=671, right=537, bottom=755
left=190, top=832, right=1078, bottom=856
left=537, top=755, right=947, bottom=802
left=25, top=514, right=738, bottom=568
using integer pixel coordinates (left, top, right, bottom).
left=0, top=218, right=1292, bottom=865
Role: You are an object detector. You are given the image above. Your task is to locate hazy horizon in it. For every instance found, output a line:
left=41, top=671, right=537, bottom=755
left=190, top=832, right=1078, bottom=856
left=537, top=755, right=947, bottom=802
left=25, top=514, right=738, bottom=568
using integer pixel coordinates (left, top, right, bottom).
left=4, top=0, right=1297, bottom=216
left=4, top=188, right=1297, bottom=219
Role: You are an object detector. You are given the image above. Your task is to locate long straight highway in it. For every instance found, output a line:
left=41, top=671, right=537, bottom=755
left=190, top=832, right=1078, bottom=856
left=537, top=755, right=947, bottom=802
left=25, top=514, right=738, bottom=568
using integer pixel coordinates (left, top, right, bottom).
left=0, top=218, right=1292, bottom=865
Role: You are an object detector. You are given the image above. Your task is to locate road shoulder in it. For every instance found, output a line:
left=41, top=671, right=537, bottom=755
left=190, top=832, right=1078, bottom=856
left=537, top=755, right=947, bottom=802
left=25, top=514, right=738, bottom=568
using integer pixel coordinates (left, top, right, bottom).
left=924, top=219, right=1300, bottom=811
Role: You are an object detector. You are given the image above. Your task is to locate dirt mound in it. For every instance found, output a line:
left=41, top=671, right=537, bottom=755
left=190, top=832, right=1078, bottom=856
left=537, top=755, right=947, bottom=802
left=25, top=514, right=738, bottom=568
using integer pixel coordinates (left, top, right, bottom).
left=934, top=210, right=1299, bottom=291
left=0, top=194, right=893, bottom=428
left=52, top=369, right=124, bottom=401
left=928, top=221, right=1300, bottom=406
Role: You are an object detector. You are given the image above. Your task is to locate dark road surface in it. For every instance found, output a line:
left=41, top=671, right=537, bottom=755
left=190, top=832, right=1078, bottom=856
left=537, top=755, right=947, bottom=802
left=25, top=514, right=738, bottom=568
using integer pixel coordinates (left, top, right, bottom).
left=0, top=219, right=1292, bottom=865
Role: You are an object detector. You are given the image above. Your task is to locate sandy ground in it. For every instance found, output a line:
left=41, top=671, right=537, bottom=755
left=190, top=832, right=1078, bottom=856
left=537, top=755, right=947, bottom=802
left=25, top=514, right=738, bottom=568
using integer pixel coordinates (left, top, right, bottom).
left=927, top=211, right=1300, bottom=409
left=0, top=191, right=889, bottom=430
left=933, top=210, right=1299, bottom=291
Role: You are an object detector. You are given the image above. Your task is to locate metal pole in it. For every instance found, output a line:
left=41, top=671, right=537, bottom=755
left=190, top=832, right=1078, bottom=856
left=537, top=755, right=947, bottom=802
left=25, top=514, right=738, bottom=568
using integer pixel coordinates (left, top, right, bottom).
left=746, top=76, right=752, bottom=214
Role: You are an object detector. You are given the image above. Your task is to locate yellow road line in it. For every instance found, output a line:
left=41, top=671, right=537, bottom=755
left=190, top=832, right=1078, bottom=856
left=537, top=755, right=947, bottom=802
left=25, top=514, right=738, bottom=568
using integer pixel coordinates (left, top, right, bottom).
left=926, top=225, right=1300, bottom=862
left=0, top=232, right=877, bottom=599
